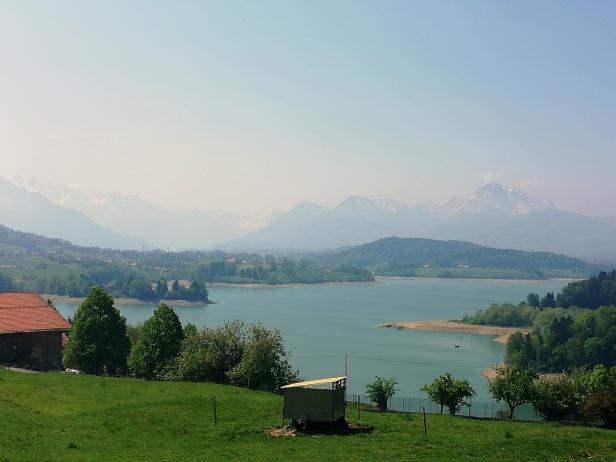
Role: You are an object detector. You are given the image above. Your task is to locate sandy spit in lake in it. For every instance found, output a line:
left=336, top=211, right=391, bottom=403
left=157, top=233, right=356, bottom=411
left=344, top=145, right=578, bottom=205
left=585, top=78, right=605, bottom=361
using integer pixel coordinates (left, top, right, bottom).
left=378, top=320, right=528, bottom=344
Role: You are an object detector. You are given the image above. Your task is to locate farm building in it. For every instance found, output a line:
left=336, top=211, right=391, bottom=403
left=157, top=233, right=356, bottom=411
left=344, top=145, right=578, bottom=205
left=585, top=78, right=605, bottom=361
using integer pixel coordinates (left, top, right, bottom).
left=282, top=376, right=347, bottom=423
left=0, top=293, right=71, bottom=370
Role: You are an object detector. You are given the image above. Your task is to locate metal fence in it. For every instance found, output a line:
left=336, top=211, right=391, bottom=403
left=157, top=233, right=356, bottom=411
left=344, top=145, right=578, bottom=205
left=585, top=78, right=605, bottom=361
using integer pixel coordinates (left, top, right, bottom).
left=348, top=394, right=541, bottom=421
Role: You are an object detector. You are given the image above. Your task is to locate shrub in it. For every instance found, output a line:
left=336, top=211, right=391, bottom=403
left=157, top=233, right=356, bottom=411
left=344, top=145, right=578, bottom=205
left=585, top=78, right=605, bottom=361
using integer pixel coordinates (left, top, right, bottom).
left=583, top=391, right=616, bottom=427
left=366, top=377, right=398, bottom=412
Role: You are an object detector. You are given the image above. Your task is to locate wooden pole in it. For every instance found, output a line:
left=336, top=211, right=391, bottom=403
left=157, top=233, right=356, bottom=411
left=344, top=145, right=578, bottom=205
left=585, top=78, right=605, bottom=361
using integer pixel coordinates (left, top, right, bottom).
left=213, top=396, right=217, bottom=426
left=422, top=407, right=428, bottom=436
left=358, top=397, right=361, bottom=420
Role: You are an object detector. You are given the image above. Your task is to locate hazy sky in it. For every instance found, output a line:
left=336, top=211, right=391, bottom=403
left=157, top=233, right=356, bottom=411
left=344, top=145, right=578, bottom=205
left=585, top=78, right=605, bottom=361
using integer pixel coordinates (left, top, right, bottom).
left=1, top=1, right=615, bottom=218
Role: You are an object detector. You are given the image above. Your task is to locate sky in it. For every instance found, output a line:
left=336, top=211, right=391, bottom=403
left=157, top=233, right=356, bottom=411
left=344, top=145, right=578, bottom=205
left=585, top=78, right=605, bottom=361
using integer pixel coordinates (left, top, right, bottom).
left=1, top=1, right=615, bottom=218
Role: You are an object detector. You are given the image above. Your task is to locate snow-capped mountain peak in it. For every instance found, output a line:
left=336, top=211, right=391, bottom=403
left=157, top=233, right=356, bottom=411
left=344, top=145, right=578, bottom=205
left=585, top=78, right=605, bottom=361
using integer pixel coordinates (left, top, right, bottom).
left=450, top=183, right=555, bottom=216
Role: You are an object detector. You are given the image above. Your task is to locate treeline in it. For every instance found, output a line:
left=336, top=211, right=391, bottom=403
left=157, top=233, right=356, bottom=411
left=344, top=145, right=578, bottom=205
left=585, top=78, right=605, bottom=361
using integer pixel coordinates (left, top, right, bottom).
left=413, top=364, right=616, bottom=427
left=195, top=259, right=373, bottom=284
left=17, top=270, right=209, bottom=302
left=63, top=288, right=299, bottom=393
left=487, top=364, right=616, bottom=426
left=556, top=270, right=616, bottom=309
left=463, top=271, right=616, bottom=374
left=506, top=307, right=616, bottom=372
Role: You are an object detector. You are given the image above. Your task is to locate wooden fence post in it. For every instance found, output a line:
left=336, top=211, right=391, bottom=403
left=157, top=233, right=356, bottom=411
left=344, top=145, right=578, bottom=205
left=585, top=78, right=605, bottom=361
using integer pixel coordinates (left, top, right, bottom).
left=213, top=396, right=217, bottom=426
left=422, top=407, right=427, bottom=436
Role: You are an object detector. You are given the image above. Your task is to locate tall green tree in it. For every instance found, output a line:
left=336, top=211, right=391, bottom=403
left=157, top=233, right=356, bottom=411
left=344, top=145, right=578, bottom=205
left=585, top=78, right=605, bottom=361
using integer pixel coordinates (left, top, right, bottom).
left=527, top=292, right=540, bottom=308
left=63, top=288, right=130, bottom=375
left=488, top=364, right=538, bottom=419
left=128, top=303, right=184, bottom=379
left=422, top=372, right=476, bottom=415
left=541, top=292, right=556, bottom=309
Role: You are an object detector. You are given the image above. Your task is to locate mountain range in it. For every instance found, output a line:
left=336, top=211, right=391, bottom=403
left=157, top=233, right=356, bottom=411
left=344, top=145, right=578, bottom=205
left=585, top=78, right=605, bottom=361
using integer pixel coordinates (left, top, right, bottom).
left=3, top=178, right=616, bottom=262
left=226, top=183, right=616, bottom=261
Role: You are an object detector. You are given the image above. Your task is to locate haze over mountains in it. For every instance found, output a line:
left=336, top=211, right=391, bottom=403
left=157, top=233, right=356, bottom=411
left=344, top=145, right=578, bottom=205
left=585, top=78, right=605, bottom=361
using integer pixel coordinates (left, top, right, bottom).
left=3, top=177, right=616, bottom=262
left=12, top=178, right=275, bottom=250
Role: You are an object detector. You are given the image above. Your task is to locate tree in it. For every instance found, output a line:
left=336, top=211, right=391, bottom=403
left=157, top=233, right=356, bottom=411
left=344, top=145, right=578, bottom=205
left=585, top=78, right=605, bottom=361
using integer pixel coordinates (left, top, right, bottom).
left=127, top=278, right=156, bottom=300
left=128, top=303, right=184, bottom=379
left=154, top=278, right=168, bottom=300
left=63, top=288, right=131, bottom=375
left=422, top=373, right=476, bottom=415
left=488, top=364, right=538, bottom=419
left=366, top=377, right=398, bottom=411
left=541, top=292, right=556, bottom=309
left=0, top=272, right=13, bottom=292
left=228, top=323, right=299, bottom=393
left=505, top=332, right=537, bottom=369
left=527, top=293, right=540, bottom=308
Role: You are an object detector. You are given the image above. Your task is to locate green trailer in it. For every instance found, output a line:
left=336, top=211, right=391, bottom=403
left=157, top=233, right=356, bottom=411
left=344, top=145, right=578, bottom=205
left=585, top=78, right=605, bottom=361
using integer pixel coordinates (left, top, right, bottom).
left=282, top=376, right=347, bottom=423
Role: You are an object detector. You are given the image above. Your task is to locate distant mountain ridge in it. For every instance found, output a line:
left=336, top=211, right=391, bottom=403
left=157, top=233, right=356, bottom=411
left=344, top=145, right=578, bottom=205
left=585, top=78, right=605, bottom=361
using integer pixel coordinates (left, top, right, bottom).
left=13, top=178, right=273, bottom=249
left=0, top=178, right=149, bottom=250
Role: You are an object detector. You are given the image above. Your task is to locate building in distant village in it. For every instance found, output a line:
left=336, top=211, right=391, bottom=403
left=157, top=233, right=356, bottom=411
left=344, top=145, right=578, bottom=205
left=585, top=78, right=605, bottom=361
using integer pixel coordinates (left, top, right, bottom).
left=0, top=293, right=71, bottom=370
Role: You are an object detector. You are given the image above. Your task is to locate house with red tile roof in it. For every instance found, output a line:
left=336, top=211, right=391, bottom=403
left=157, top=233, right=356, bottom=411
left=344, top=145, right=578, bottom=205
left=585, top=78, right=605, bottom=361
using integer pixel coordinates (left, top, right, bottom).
left=0, top=293, right=71, bottom=370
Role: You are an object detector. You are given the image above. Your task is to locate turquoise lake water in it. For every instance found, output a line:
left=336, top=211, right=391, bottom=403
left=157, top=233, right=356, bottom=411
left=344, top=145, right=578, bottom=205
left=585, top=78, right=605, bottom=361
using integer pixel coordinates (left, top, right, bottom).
left=54, top=277, right=569, bottom=401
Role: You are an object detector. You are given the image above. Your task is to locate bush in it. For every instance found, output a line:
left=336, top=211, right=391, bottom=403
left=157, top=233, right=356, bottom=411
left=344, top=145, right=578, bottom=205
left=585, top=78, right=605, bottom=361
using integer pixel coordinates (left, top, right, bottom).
left=583, top=391, right=616, bottom=427
left=228, top=324, right=299, bottom=392
left=170, top=321, right=245, bottom=383
left=169, top=321, right=299, bottom=393
left=366, top=377, right=398, bottom=411
left=531, top=374, right=587, bottom=421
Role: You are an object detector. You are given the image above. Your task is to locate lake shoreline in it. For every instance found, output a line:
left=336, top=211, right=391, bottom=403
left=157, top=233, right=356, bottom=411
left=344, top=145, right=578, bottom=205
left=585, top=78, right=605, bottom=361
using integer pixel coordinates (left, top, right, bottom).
left=46, top=295, right=211, bottom=307
left=376, top=276, right=580, bottom=284
left=378, top=320, right=528, bottom=344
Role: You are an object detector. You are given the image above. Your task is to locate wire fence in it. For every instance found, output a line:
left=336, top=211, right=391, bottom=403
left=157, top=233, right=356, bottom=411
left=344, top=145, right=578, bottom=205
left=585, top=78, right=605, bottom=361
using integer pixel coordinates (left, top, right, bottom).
left=348, top=394, right=541, bottom=422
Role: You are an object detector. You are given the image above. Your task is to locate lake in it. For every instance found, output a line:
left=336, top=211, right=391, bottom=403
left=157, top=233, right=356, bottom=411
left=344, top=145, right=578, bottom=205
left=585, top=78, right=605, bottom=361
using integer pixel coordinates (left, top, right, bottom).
left=54, top=277, right=569, bottom=402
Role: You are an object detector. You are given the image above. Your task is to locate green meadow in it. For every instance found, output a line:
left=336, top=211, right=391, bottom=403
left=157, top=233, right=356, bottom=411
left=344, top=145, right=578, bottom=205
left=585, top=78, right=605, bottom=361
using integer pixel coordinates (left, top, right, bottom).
left=1, top=369, right=615, bottom=461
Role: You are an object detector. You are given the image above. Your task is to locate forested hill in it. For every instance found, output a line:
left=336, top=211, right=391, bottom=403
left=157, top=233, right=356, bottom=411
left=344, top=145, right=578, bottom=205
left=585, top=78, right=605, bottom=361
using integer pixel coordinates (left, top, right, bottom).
left=314, top=237, right=591, bottom=279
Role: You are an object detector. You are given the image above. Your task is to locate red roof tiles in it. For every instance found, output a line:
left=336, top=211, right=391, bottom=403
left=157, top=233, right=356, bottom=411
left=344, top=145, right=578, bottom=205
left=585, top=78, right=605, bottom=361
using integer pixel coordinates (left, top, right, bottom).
left=0, top=293, right=71, bottom=334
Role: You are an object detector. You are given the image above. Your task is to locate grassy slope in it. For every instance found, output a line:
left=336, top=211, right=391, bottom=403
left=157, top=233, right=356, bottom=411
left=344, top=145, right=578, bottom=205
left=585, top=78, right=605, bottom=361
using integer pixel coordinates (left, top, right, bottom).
left=0, top=370, right=615, bottom=462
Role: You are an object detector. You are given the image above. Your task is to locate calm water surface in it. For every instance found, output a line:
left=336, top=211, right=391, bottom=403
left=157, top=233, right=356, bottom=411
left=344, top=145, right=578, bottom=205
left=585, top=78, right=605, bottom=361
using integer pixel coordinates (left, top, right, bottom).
left=55, top=277, right=569, bottom=400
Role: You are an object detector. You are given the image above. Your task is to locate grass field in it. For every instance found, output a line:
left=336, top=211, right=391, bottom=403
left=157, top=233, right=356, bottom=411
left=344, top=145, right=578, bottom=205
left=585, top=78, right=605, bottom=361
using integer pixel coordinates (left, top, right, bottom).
left=1, top=369, right=615, bottom=461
